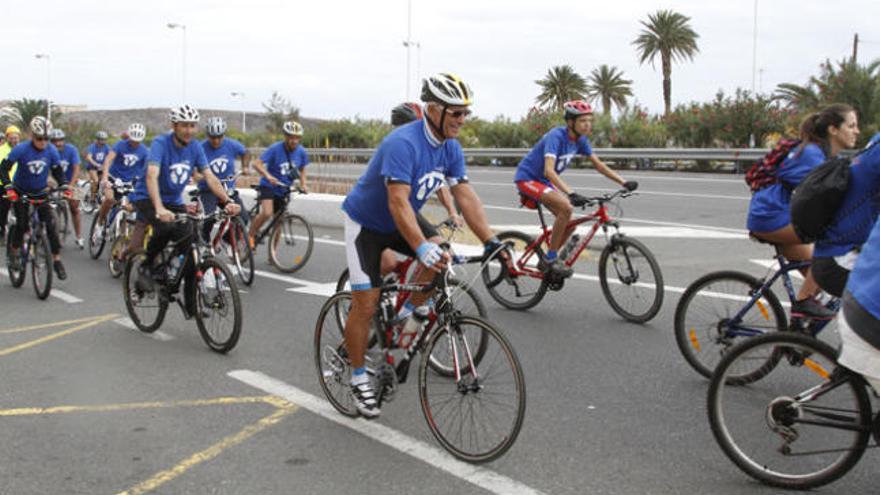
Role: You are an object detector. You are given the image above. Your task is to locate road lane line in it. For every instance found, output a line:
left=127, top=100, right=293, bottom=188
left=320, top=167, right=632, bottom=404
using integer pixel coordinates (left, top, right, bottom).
left=0, top=267, right=84, bottom=303
left=228, top=369, right=546, bottom=495
left=0, top=395, right=281, bottom=416
left=113, top=317, right=176, bottom=341
left=0, top=315, right=115, bottom=334
left=0, top=313, right=119, bottom=357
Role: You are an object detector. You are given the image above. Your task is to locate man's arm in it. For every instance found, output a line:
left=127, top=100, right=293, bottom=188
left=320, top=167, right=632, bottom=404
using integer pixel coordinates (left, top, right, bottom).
left=436, top=186, right=462, bottom=226
left=449, top=183, right=494, bottom=243
left=388, top=183, right=427, bottom=251
left=0, top=158, right=12, bottom=186
left=240, top=152, right=251, bottom=175
left=101, top=150, right=117, bottom=188
left=297, top=167, right=307, bottom=191
left=588, top=154, right=625, bottom=186
left=543, top=156, right=573, bottom=195
left=146, top=164, right=172, bottom=222
left=251, top=158, right=280, bottom=186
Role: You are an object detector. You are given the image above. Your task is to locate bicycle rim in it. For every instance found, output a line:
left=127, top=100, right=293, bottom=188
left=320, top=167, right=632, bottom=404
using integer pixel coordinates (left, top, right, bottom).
left=123, top=254, right=167, bottom=333
left=195, top=259, right=242, bottom=353
left=269, top=214, right=313, bottom=273
left=32, top=235, right=52, bottom=300
left=314, top=292, right=359, bottom=417
left=481, top=230, right=548, bottom=310
left=426, top=280, right=488, bottom=377
left=708, top=333, right=871, bottom=489
left=419, top=316, right=526, bottom=463
left=88, top=214, right=105, bottom=259
left=598, top=237, right=664, bottom=323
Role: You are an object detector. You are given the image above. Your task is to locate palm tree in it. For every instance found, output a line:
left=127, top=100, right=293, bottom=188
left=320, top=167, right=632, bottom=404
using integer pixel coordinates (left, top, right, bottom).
left=586, top=65, right=634, bottom=115
left=535, top=65, right=589, bottom=111
left=3, top=98, right=61, bottom=129
left=772, top=82, right=820, bottom=111
left=632, top=9, right=700, bottom=115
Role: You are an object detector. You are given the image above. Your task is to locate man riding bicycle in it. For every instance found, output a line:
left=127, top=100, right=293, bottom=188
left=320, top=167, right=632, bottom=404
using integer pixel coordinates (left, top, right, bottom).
left=129, top=105, right=240, bottom=318
left=49, top=129, right=84, bottom=248
left=340, top=73, right=504, bottom=418
left=248, top=120, right=309, bottom=249
left=0, top=117, right=72, bottom=279
left=193, top=116, right=250, bottom=241
left=85, top=130, right=110, bottom=202
left=514, top=100, right=637, bottom=278
left=95, top=123, right=149, bottom=235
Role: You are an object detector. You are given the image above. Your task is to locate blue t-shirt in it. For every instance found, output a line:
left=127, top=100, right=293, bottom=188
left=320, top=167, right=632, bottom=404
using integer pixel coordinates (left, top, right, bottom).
left=342, top=120, right=468, bottom=233
left=8, top=141, right=62, bottom=193
left=86, top=143, right=110, bottom=169
left=130, top=133, right=207, bottom=206
left=514, top=126, right=593, bottom=184
left=845, top=216, right=880, bottom=320
left=747, top=143, right=826, bottom=232
left=56, top=143, right=81, bottom=182
left=108, top=140, right=149, bottom=184
left=815, top=142, right=880, bottom=258
left=198, top=138, right=247, bottom=191
left=258, top=141, right=309, bottom=197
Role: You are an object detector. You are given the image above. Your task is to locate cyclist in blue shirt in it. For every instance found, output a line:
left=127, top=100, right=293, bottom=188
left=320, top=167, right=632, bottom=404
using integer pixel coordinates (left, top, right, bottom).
left=340, top=73, right=503, bottom=418
left=130, top=105, right=240, bottom=317
left=248, top=121, right=309, bottom=248
left=0, top=117, right=72, bottom=279
left=194, top=116, right=250, bottom=240
left=49, top=129, right=84, bottom=248
left=514, top=100, right=637, bottom=278
left=95, top=123, right=149, bottom=232
left=85, top=130, right=110, bottom=202
left=747, top=104, right=859, bottom=317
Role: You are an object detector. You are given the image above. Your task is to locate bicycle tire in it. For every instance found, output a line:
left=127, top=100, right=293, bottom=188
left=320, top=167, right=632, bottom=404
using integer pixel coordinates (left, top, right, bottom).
left=674, top=270, right=787, bottom=381
left=88, top=214, right=106, bottom=259
left=481, top=230, right=549, bottom=310
left=314, top=291, right=361, bottom=417
left=194, top=258, right=242, bottom=354
left=269, top=213, right=313, bottom=273
left=6, top=231, right=26, bottom=288
left=31, top=233, right=52, bottom=300
left=230, top=218, right=254, bottom=286
left=598, top=236, right=664, bottom=323
left=55, top=201, right=69, bottom=244
left=708, top=332, right=871, bottom=489
left=419, top=315, right=526, bottom=463
left=122, top=253, right=167, bottom=333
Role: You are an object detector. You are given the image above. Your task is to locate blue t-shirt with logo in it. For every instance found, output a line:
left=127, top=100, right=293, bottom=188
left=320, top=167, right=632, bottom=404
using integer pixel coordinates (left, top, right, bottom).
left=56, top=143, right=81, bottom=182
left=108, top=140, right=149, bottom=184
left=8, top=141, right=62, bottom=193
left=258, top=141, right=309, bottom=197
left=130, top=133, right=207, bottom=206
left=514, top=126, right=593, bottom=184
left=845, top=215, right=880, bottom=320
left=747, top=143, right=826, bottom=233
left=342, top=120, right=468, bottom=233
left=198, top=138, right=247, bottom=191
left=86, top=142, right=110, bottom=169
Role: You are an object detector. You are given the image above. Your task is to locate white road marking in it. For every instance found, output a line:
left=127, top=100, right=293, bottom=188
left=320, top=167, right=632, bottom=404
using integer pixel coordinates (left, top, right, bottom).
left=0, top=267, right=84, bottom=303
left=228, top=369, right=546, bottom=495
left=112, top=317, right=176, bottom=341
left=470, top=181, right=750, bottom=200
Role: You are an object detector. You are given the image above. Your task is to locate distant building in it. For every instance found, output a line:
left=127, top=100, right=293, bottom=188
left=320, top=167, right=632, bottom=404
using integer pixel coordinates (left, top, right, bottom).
left=56, top=104, right=88, bottom=113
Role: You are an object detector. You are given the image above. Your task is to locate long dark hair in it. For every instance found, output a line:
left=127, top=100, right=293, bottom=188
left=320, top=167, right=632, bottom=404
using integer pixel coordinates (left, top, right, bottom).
left=798, top=103, right=854, bottom=157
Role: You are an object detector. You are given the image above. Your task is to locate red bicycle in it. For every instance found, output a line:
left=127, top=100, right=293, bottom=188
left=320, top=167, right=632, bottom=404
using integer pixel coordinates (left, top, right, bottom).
left=481, top=189, right=664, bottom=323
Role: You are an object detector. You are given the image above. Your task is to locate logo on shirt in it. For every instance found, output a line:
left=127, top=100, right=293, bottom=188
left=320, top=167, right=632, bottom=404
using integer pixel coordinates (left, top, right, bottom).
left=169, top=162, right=191, bottom=185
left=415, top=171, right=446, bottom=201
left=27, top=160, right=47, bottom=175
left=279, top=161, right=292, bottom=178
left=59, top=160, right=70, bottom=172
left=123, top=154, right=140, bottom=167
left=210, top=157, right=229, bottom=176
left=556, top=153, right=576, bottom=173
left=95, top=153, right=106, bottom=161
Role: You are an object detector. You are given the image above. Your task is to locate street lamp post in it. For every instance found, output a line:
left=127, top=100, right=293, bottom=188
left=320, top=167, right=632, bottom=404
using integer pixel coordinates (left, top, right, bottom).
left=751, top=0, right=758, bottom=94
left=231, top=92, right=246, bottom=133
left=35, top=53, right=51, bottom=121
left=167, top=23, right=187, bottom=102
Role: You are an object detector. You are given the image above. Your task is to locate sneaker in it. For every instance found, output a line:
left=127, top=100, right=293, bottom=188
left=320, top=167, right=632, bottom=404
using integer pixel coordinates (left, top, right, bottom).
left=53, top=260, right=67, bottom=280
left=75, top=238, right=84, bottom=249
left=350, top=380, right=380, bottom=418
left=544, top=259, right=573, bottom=278
left=792, top=297, right=836, bottom=320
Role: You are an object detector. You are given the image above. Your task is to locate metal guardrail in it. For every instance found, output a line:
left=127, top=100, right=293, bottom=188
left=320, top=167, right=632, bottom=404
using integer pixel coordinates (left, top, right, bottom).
left=299, top=147, right=771, bottom=161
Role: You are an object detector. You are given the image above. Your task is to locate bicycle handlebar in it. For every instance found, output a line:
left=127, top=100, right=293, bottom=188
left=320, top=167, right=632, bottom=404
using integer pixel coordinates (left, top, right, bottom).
left=579, top=189, right=635, bottom=208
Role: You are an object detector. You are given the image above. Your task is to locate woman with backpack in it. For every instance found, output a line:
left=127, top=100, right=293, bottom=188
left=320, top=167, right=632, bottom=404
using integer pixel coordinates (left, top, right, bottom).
left=746, top=103, right=860, bottom=318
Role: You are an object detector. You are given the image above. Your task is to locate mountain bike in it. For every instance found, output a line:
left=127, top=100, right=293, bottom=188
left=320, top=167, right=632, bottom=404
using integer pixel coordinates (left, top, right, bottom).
left=482, top=188, right=664, bottom=323
left=5, top=189, right=65, bottom=300
left=247, top=185, right=313, bottom=273
left=88, top=179, right=135, bottom=260
left=315, top=245, right=525, bottom=463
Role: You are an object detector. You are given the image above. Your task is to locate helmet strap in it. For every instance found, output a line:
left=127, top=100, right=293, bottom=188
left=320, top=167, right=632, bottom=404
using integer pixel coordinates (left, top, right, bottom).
left=425, top=103, right=448, bottom=141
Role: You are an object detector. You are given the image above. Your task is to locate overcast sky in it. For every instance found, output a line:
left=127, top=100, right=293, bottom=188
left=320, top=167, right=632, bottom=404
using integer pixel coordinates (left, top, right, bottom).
left=3, top=0, right=878, bottom=121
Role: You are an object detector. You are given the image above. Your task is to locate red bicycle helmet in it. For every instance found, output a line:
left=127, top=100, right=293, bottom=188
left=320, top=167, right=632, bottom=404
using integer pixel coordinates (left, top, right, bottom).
left=563, top=100, right=593, bottom=120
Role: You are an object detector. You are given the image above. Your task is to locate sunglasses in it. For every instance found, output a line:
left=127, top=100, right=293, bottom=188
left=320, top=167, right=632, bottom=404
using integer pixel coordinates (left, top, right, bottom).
left=33, top=136, right=49, bottom=142
left=445, top=108, right=472, bottom=119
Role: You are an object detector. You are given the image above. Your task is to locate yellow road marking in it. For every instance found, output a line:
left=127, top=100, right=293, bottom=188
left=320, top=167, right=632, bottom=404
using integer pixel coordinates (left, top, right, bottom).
left=0, top=314, right=118, bottom=335
left=118, top=402, right=297, bottom=495
left=0, top=313, right=119, bottom=357
left=0, top=395, right=284, bottom=417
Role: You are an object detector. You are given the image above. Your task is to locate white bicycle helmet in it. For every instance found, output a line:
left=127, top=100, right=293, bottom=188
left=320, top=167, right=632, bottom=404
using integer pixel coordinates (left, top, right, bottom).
left=95, top=130, right=109, bottom=140
left=169, top=104, right=200, bottom=123
left=205, top=116, right=227, bottom=137
left=30, top=116, right=53, bottom=137
left=128, top=123, right=147, bottom=142
left=282, top=121, right=304, bottom=136
left=49, top=128, right=65, bottom=141
left=421, top=73, right=474, bottom=106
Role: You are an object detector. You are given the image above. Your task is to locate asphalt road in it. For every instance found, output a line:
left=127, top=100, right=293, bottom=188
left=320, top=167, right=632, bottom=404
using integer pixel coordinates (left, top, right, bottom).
left=0, top=168, right=875, bottom=495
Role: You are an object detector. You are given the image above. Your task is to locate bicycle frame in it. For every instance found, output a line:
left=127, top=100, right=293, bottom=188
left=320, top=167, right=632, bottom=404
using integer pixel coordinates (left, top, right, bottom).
left=251, top=193, right=292, bottom=245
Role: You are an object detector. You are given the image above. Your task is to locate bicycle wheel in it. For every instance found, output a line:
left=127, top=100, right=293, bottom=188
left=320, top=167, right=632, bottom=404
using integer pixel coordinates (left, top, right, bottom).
left=88, top=214, right=106, bottom=259
left=123, top=253, right=167, bottom=333
left=674, top=270, right=788, bottom=381
left=335, top=268, right=350, bottom=292
left=55, top=202, right=69, bottom=244
left=6, top=231, right=26, bottom=288
left=194, top=258, right=242, bottom=354
left=269, top=213, right=313, bottom=273
left=598, top=236, right=664, bottom=323
left=31, top=234, right=52, bottom=300
left=79, top=182, right=97, bottom=214
left=229, top=218, right=254, bottom=286
left=314, top=291, right=362, bottom=417
left=426, top=279, right=488, bottom=377
left=419, top=315, right=526, bottom=463
left=708, top=333, right=872, bottom=490
left=481, top=230, right=549, bottom=310
left=108, top=235, right=127, bottom=279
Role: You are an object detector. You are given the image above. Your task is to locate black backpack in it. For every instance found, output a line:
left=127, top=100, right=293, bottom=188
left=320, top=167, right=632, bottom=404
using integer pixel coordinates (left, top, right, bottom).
left=789, top=156, right=851, bottom=243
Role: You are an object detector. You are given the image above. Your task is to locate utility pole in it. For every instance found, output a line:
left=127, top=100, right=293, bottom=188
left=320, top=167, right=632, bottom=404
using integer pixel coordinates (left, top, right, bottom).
left=852, top=33, right=859, bottom=64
